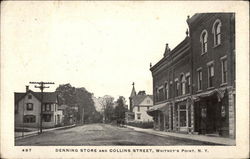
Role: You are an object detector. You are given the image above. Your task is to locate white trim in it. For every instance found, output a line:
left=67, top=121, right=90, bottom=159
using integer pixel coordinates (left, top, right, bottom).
left=212, top=19, right=222, bottom=47
left=206, top=60, right=214, bottom=66
left=220, top=55, right=227, bottom=60
left=200, top=29, right=208, bottom=54
left=185, top=72, right=190, bottom=77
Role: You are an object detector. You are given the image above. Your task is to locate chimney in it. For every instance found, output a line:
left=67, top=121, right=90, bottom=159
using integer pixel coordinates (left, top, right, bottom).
left=26, top=85, right=29, bottom=92
left=138, top=91, right=146, bottom=95
left=163, top=43, right=171, bottom=57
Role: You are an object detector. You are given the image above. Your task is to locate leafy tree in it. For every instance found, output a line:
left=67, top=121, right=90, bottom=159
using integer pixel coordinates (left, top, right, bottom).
left=55, top=83, right=102, bottom=124
left=114, top=96, right=127, bottom=125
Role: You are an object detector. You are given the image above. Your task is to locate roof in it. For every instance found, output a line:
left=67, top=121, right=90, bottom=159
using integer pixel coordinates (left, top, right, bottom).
left=14, top=90, right=58, bottom=104
left=130, top=85, right=136, bottom=98
left=150, top=36, right=190, bottom=72
left=132, top=95, right=153, bottom=106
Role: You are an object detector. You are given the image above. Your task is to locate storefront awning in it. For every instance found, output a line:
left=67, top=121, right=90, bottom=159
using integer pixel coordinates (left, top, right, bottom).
left=147, top=102, right=169, bottom=113
left=193, top=87, right=227, bottom=102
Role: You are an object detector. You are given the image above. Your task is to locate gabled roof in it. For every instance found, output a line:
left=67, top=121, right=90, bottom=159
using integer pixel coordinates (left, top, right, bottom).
left=14, top=90, right=58, bottom=104
left=132, top=95, right=153, bottom=106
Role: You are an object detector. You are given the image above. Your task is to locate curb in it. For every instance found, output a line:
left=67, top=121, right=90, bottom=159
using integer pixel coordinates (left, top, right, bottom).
left=126, top=126, right=235, bottom=145
left=15, top=124, right=76, bottom=140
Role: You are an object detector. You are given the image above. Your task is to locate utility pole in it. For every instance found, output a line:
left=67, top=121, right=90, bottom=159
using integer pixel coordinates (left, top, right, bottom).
left=29, top=81, right=54, bottom=133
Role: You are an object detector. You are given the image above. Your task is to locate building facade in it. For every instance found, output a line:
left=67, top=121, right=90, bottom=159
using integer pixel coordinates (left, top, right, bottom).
left=147, top=13, right=235, bottom=138
left=15, top=86, right=63, bottom=128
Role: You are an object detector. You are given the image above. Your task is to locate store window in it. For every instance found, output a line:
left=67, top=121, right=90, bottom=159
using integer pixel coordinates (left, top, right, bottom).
left=208, top=64, right=214, bottom=88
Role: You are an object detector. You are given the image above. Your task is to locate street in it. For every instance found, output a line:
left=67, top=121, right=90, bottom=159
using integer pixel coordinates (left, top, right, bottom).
left=15, top=124, right=217, bottom=146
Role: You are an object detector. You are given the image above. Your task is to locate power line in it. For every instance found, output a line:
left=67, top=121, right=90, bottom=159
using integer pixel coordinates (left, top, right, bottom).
left=29, top=81, right=55, bottom=133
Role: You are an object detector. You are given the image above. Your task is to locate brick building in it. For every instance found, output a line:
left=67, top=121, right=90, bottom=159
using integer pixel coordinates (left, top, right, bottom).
left=147, top=13, right=235, bottom=138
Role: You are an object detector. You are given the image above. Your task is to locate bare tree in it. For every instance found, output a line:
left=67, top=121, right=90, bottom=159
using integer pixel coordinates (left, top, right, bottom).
left=98, top=95, right=115, bottom=123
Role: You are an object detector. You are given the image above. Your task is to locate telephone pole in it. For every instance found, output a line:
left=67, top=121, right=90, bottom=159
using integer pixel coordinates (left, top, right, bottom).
left=29, top=81, right=54, bottom=133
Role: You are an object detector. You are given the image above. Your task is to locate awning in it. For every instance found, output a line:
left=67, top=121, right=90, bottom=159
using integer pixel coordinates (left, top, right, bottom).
left=147, top=102, right=169, bottom=113
left=193, top=87, right=227, bottom=102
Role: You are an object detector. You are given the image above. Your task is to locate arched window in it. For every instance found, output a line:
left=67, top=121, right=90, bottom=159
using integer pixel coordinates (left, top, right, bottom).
left=212, top=19, right=222, bottom=46
left=200, top=30, right=208, bottom=54
left=180, top=74, right=186, bottom=95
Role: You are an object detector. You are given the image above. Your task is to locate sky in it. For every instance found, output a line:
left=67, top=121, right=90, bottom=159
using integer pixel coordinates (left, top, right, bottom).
left=1, top=1, right=239, bottom=101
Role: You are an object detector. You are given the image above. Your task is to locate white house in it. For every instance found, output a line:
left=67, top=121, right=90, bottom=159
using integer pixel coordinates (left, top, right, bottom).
left=15, top=86, right=63, bottom=128
left=128, top=83, right=153, bottom=122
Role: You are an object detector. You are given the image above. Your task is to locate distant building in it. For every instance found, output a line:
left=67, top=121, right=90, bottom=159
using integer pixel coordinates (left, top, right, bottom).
left=127, top=83, right=153, bottom=122
left=58, top=105, right=77, bottom=125
left=15, top=86, right=63, bottom=128
left=148, top=13, right=235, bottom=138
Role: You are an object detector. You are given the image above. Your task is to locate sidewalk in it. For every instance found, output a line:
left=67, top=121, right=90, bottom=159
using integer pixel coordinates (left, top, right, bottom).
left=15, top=124, right=76, bottom=140
left=126, top=125, right=236, bottom=145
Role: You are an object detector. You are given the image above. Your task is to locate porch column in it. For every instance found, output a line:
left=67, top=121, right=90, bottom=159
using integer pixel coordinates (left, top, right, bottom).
left=169, top=105, right=171, bottom=131
left=228, top=89, right=235, bottom=138
left=177, top=104, right=180, bottom=131
left=158, top=112, right=161, bottom=130
left=163, top=113, right=166, bottom=131
left=191, top=102, right=194, bottom=133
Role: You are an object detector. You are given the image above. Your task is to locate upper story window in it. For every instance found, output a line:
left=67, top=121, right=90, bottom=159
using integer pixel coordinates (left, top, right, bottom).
left=208, top=63, right=215, bottom=88
left=221, top=57, right=228, bottom=84
left=200, top=30, right=208, bottom=54
left=165, top=83, right=169, bottom=99
left=155, top=88, right=158, bottom=102
left=28, top=95, right=32, bottom=99
left=180, top=74, right=186, bottom=95
left=212, top=19, right=222, bottom=46
left=175, top=79, right=179, bottom=96
left=158, top=87, right=164, bottom=101
left=169, top=82, right=172, bottom=98
left=197, top=69, right=202, bottom=91
left=186, top=74, right=191, bottom=94
left=26, top=103, right=33, bottom=111
left=43, top=103, right=51, bottom=111
left=137, top=106, right=140, bottom=112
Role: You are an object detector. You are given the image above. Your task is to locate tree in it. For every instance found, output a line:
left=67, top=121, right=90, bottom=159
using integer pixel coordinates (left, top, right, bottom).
left=114, top=96, right=127, bottom=125
left=55, top=83, right=102, bottom=124
left=99, top=95, right=115, bottom=123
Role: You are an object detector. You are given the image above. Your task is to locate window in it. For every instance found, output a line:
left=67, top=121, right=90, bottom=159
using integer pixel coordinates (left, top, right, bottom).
left=221, top=58, right=228, bottom=84
left=213, top=19, right=222, bottom=46
left=186, top=75, right=191, bottom=94
left=180, top=75, right=186, bottom=95
left=155, top=88, right=158, bottom=102
left=137, top=106, right=140, bottom=112
left=43, top=114, right=52, bottom=122
left=197, top=69, right=202, bottom=90
left=137, top=114, right=141, bottom=120
left=179, top=105, right=187, bottom=127
left=28, top=95, right=32, bottom=99
left=147, top=106, right=150, bottom=110
left=45, top=103, right=51, bottom=111
left=169, top=82, right=172, bottom=98
left=200, top=30, right=208, bottom=54
left=208, top=64, right=214, bottom=88
left=26, top=103, right=33, bottom=111
left=23, top=115, right=36, bottom=123
left=165, top=83, right=169, bottom=99
left=175, top=80, right=179, bottom=96
left=159, top=88, right=164, bottom=101
left=147, top=100, right=150, bottom=104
